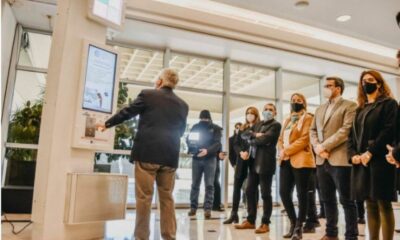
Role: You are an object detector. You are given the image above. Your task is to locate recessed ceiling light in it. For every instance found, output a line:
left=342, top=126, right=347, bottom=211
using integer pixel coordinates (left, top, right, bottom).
left=336, top=15, right=352, bottom=22
left=295, top=0, right=310, bottom=9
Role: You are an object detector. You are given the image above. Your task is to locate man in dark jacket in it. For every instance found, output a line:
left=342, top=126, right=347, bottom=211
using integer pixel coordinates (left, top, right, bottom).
left=235, top=103, right=281, bottom=234
left=99, top=68, right=188, bottom=240
left=187, top=110, right=222, bottom=219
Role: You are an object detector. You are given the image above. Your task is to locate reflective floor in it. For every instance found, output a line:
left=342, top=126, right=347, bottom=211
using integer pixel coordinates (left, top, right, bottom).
left=3, top=205, right=400, bottom=240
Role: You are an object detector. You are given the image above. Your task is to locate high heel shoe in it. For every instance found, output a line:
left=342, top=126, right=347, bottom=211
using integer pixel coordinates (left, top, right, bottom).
left=223, top=213, right=239, bottom=224
left=283, top=223, right=295, bottom=238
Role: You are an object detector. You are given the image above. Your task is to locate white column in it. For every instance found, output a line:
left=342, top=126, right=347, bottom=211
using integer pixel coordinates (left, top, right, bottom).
left=31, top=0, right=108, bottom=239
left=222, top=58, right=230, bottom=208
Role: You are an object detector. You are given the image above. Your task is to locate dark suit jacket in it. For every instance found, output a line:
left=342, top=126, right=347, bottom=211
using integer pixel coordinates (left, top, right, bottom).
left=243, top=119, right=282, bottom=175
left=105, top=87, right=189, bottom=168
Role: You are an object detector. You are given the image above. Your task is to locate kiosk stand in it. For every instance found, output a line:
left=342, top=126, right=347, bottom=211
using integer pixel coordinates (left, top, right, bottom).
left=31, top=0, right=126, bottom=239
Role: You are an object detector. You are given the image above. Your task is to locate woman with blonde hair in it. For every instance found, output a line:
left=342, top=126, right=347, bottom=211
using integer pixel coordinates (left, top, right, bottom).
left=223, top=106, right=260, bottom=224
left=348, top=70, right=398, bottom=240
left=278, top=93, right=316, bottom=240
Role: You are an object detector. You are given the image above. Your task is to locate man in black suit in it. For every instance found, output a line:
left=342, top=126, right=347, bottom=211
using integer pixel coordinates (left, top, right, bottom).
left=235, top=103, right=281, bottom=234
left=98, top=68, right=188, bottom=240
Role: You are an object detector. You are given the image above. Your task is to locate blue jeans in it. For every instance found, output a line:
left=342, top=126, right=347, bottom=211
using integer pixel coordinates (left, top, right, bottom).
left=190, top=157, right=216, bottom=211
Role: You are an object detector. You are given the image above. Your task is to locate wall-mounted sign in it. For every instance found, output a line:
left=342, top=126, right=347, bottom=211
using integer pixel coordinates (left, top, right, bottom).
left=88, top=0, right=126, bottom=30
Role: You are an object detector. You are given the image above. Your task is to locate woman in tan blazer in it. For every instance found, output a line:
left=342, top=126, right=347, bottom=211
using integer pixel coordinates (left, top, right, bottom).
left=278, top=93, right=316, bottom=240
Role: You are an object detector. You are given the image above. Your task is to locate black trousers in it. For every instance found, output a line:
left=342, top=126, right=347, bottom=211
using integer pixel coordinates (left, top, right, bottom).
left=306, top=169, right=319, bottom=225
left=231, top=167, right=248, bottom=213
left=317, top=161, right=358, bottom=240
left=212, top=162, right=221, bottom=209
left=279, top=161, right=314, bottom=225
left=246, top=168, right=274, bottom=225
left=356, top=200, right=365, bottom=219
left=315, top=172, right=325, bottom=215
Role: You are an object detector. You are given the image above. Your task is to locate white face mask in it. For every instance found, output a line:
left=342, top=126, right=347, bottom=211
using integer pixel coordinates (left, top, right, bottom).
left=323, top=88, right=333, bottom=99
left=246, top=114, right=255, bottom=123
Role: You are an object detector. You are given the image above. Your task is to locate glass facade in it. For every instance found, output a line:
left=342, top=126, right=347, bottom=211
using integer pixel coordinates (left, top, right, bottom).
left=1, top=27, right=373, bottom=209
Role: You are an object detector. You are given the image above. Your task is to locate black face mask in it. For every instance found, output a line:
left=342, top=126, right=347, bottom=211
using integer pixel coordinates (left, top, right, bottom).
left=363, top=82, right=378, bottom=95
left=291, top=103, right=304, bottom=113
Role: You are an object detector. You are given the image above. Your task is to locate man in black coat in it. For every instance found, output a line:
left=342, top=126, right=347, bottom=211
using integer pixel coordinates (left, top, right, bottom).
left=187, top=110, right=222, bottom=219
left=235, top=103, right=281, bottom=234
left=99, top=68, right=188, bottom=240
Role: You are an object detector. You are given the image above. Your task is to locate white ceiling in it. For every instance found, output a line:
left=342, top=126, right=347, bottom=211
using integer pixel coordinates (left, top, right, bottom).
left=213, top=0, right=400, bottom=49
left=8, top=0, right=400, bottom=101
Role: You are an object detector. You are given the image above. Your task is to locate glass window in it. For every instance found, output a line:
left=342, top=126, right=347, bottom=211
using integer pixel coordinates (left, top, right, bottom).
left=7, top=71, right=46, bottom=144
left=117, top=46, right=164, bottom=83
left=169, top=53, right=223, bottom=91
left=18, top=31, right=52, bottom=69
left=230, top=62, right=275, bottom=98
left=282, top=71, right=321, bottom=105
left=342, top=82, right=358, bottom=103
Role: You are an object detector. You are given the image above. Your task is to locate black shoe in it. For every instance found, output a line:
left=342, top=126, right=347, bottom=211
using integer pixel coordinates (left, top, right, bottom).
left=188, top=209, right=196, bottom=216
left=291, top=225, right=303, bottom=240
left=304, top=220, right=320, bottom=229
left=395, top=229, right=400, bottom=233
left=223, top=213, right=239, bottom=224
left=357, top=218, right=366, bottom=224
left=212, top=207, right=225, bottom=212
left=283, top=223, right=295, bottom=238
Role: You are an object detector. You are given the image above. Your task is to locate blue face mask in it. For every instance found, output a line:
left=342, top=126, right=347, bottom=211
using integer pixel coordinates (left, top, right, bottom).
left=262, top=110, right=274, bottom=121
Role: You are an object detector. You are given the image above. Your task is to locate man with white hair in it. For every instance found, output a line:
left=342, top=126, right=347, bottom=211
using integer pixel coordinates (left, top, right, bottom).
left=98, top=68, right=189, bottom=240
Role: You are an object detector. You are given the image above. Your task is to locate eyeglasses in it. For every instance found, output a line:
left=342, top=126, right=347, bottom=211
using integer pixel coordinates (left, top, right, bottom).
left=324, top=84, right=335, bottom=88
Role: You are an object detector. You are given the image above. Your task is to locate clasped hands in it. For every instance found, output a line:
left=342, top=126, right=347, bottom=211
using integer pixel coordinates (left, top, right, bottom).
left=314, top=144, right=330, bottom=159
left=351, top=151, right=372, bottom=166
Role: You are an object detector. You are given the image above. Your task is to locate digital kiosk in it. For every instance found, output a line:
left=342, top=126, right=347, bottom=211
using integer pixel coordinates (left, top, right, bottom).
left=72, top=41, right=119, bottom=151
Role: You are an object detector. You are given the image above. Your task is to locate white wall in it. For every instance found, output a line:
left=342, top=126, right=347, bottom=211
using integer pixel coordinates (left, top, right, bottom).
left=1, top=1, right=17, bottom=105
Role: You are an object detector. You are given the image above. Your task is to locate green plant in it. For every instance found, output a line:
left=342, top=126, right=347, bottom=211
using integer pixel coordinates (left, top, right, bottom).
left=7, top=93, right=43, bottom=161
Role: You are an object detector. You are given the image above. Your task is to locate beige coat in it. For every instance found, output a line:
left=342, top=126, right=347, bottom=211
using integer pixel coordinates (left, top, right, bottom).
left=310, top=98, right=357, bottom=166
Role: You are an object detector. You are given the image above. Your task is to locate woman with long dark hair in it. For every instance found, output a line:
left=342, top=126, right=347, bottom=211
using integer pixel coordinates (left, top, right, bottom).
left=348, top=70, right=398, bottom=240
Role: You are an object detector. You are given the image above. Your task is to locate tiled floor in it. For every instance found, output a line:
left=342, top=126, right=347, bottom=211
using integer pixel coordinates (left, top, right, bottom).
left=2, top=206, right=400, bottom=240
